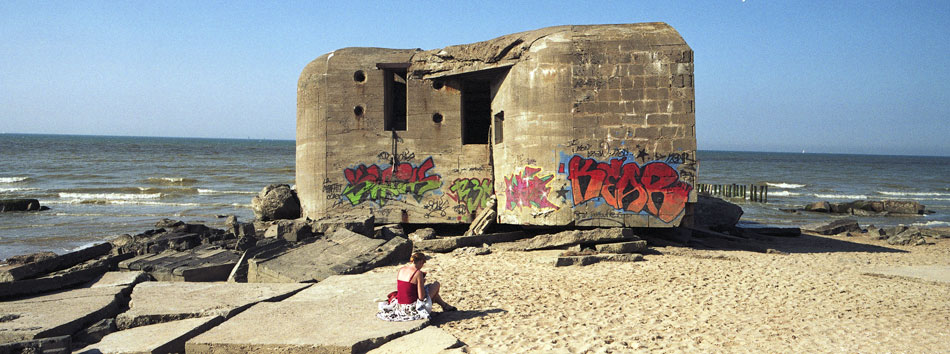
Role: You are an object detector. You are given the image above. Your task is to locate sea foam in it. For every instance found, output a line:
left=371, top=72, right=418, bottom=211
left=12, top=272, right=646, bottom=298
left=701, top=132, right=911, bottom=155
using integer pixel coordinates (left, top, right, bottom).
left=769, top=190, right=802, bottom=197
left=813, top=193, right=868, bottom=200
left=766, top=182, right=805, bottom=189
left=0, top=176, right=30, bottom=183
left=59, top=192, right=162, bottom=201
left=877, top=191, right=950, bottom=197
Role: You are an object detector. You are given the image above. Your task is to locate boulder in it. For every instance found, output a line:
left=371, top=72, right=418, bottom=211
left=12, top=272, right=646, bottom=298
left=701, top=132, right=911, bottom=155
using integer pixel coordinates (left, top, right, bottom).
left=186, top=273, right=427, bottom=354
left=408, top=228, right=437, bottom=242
left=866, top=227, right=886, bottom=240
left=251, top=184, right=301, bottom=221
left=518, top=228, right=639, bottom=251
left=886, top=227, right=927, bottom=246
left=375, top=224, right=406, bottom=240
left=115, top=282, right=310, bottom=330
left=247, top=228, right=410, bottom=283
left=77, top=316, right=224, bottom=354
left=804, top=201, right=830, bottom=212
left=693, top=196, right=743, bottom=228
left=803, top=219, right=861, bottom=235
left=311, top=212, right=375, bottom=237
left=883, top=200, right=925, bottom=215
left=0, top=198, right=47, bottom=212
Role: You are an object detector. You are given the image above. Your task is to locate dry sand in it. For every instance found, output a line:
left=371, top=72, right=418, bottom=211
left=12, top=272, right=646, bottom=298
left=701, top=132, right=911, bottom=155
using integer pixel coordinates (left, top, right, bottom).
left=374, top=233, right=950, bottom=353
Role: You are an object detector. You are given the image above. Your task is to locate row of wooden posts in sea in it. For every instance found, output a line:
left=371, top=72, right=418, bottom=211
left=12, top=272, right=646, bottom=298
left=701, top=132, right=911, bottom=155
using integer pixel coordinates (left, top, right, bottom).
left=696, top=183, right=769, bottom=203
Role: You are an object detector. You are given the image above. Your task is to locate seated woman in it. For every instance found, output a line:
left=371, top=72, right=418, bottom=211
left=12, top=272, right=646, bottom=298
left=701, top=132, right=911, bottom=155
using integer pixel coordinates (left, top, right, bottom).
left=377, top=252, right=456, bottom=321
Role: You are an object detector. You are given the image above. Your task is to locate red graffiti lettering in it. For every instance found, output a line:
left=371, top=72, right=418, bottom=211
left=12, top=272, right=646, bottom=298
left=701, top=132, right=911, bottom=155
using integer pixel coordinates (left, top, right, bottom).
left=565, top=156, right=691, bottom=222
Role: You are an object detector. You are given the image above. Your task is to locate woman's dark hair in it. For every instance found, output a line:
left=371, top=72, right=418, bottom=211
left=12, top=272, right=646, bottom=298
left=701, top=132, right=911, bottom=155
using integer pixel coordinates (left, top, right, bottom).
left=410, top=252, right=427, bottom=263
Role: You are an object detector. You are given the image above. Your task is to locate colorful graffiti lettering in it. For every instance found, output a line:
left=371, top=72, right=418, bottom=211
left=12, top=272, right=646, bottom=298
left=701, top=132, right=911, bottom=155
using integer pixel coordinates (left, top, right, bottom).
left=341, top=157, right=442, bottom=206
left=560, top=155, right=692, bottom=222
left=504, top=167, right=559, bottom=211
left=448, top=178, right=493, bottom=214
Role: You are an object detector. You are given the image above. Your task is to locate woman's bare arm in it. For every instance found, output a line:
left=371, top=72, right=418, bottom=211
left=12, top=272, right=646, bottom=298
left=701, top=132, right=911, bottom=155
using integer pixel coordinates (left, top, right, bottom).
left=416, top=272, right=426, bottom=300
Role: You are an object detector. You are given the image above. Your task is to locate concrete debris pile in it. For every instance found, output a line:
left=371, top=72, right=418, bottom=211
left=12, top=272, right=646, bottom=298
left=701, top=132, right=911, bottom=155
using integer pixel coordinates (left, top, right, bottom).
left=801, top=199, right=930, bottom=216
left=803, top=219, right=950, bottom=246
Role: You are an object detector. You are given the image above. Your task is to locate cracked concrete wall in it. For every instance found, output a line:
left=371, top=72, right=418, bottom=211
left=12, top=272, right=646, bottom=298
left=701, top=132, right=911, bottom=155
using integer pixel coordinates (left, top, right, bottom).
left=297, top=23, right=697, bottom=228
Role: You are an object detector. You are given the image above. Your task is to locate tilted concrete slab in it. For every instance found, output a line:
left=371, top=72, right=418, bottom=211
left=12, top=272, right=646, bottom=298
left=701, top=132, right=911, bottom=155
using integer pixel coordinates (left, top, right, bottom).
left=366, top=326, right=460, bottom=354
left=863, top=265, right=950, bottom=284
left=87, top=271, right=149, bottom=290
left=115, top=282, right=309, bottom=330
left=118, top=247, right=241, bottom=282
left=0, top=286, right=125, bottom=344
left=76, top=316, right=224, bottom=354
left=187, top=272, right=427, bottom=354
left=0, top=243, right=112, bottom=282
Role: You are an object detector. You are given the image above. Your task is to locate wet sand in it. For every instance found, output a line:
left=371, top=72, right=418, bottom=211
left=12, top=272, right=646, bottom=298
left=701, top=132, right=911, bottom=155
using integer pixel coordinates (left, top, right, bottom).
left=375, top=233, right=950, bottom=352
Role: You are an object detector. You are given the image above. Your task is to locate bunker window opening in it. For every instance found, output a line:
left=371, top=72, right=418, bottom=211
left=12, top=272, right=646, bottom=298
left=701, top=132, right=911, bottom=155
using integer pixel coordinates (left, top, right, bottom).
left=381, top=66, right=408, bottom=131
left=461, top=80, right=491, bottom=144
left=493, top=111, right=504, bottom=144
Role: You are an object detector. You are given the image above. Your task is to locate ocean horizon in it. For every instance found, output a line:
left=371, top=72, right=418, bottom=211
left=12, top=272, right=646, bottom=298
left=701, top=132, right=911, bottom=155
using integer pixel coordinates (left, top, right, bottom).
left=2, top=133, right=948, bottom=260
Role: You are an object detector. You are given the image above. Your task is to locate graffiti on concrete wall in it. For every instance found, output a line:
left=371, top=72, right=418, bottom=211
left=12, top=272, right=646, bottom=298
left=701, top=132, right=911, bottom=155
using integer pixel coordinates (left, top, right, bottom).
left=447, top=178, right=493, bottom=214
left=504, top=166, right=560, bottom=211
left=341, top=157, right=442, bottom=206
left=559, top=155, right=692, bottom=222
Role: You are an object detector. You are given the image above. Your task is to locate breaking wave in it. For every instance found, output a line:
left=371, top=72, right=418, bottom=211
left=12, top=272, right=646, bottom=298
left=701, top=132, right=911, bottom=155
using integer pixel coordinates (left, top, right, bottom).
left=144, top=177, right=198, bottom=186
left=911, top=220, right=950, bottom=227
left=59, top=192, right=162, bottom=202
left=0, top=176, right=30, bottom=183
left=769, top=190, right=802, bottom=197
left=197, top=188, right=256, bottom=195
left=0, top=187, right=38, bottom=193
left=877, top=191, right=950, bottom=197
left=813, top=193, right=868, bottom=200
left=766, top=182, right=805, bottom=189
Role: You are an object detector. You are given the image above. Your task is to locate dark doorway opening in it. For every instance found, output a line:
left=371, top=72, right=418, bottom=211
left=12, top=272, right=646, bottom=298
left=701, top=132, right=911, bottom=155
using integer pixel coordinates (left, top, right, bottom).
left=381, top=66, right=408, bottom=131
left=461, top=80, right=491, bottom=144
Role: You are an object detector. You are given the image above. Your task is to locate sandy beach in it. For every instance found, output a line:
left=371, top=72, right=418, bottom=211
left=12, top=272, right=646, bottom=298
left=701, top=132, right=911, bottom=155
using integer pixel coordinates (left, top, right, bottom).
left=368, top=233, right=950, bottom=353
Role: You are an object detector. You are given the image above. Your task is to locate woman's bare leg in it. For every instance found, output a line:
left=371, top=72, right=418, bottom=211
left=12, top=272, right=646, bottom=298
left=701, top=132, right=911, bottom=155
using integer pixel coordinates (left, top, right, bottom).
left=428, top=281, right=453, bottom=309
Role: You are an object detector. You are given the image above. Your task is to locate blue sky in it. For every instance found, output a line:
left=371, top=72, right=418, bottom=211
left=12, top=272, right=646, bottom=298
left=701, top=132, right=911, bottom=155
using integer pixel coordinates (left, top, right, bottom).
left=1, top=1, right=947, bottom=156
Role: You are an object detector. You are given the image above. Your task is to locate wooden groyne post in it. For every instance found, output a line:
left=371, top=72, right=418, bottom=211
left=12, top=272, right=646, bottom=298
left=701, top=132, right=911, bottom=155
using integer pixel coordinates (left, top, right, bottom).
left=697, top=183, right=768, bottom=203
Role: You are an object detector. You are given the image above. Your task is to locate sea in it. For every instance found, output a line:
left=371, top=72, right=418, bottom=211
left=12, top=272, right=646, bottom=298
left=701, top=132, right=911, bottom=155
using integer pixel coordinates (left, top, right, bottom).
left=1, top=134, right=949, bottom=260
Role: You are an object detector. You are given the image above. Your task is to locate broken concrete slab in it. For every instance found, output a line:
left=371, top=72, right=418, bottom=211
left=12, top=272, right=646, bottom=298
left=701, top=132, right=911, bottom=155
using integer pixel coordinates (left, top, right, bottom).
left=248, top=229, right=409, bottom=283
left=594, top=240, right=647, bottom=254
left=863, top=265, right=950, bottom=284
left=311, top=212, right=375, bottom=237
left=187, top=272, right=426, bottom=354
left=0, top=264, right=108, bottom=300
left=115, top=282, right=309, bottom=330
left=516, top=228, right=638, bottom=251
left=554, top=253, right=643, bottom=267
left=0, top=243, right=112, bottom=282
left=76, top=316, right=224, bottom=354
left=803, top=219, right=861, bottom=235
left=87, top=271, right=149, bottom=290
left=413, top=231, right=525, bottom=253
left=0, top=335, right=70, bottom=354
left=0, top=286, right=126, bottom=344
left=117, top=246, right=241, bottom=282
left=366, top=326, right=460, bottom=354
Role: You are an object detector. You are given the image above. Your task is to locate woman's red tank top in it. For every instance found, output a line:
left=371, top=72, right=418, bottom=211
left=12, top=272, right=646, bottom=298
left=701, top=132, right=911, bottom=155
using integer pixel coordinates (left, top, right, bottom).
left=396, top=269, right=420, bottom=304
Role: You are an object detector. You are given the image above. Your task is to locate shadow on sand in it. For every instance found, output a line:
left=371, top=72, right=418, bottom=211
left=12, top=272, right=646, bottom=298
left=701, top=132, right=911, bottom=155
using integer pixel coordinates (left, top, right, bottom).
left=645, top=228, right=907, bottom=255
left=430, top=308, right=506, bottom=326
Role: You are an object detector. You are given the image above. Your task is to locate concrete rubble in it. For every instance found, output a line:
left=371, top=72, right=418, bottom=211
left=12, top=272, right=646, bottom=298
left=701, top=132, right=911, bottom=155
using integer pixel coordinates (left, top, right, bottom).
left=514, top=228, right=640, bottom=251
left=115, top=281, right=309, bottom=330
left=76, top=316, right=224, bottom=354
left=413, top=231, right=525, bottom=253
left=186, top=272, right=428, bottom=354
left=0, top=286, right=127, bottom=343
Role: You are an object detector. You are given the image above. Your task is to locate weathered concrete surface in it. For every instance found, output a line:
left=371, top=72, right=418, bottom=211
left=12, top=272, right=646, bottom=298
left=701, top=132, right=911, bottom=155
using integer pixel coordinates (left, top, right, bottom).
left=0, top=287, right=125, bottom=343
left=803, top=219, right=861, bottom=235
left=187, top=272, right=426, bottom=354
left=0, top=243, right=111, bottom=282
left=76, top=316, right=223, bottom=354
left=0, top=335, right=70, bottom=354
left=297, top=23, right=697, bottom=229
left=248, top=229, right=409, bottom=283
left=554, top=253, right=643, bottom=267
left=0, top=264, right=108, bottom=300
left=413, top=231, right=525, bottom=253
left=863, top=265, right=950, bottom=284
left=311, top=212, right=375, bottom=237
left=594, top=240, right=647, bottom=254
left=515, top=228, right=639, bottom=251
left=366, top=326, right=460, bottom=354
left=87, top=271, right=149, bottom=290
left=117, top=246, right=240, bottom=282
left=115, top=282, right=309, bottom=330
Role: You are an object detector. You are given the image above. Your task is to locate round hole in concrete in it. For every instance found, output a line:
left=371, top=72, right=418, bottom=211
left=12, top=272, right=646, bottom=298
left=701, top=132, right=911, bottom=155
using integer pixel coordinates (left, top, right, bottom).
left=432, top=113, right=443, bottom=124
left=354, top=105, right=364, bottom=117
left=353, top=70, right=366, bottom=83
left=432, top=81, right=444, bottom=90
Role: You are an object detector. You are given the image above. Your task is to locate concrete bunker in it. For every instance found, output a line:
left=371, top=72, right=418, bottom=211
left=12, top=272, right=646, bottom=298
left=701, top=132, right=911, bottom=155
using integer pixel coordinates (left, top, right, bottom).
left=297, top=23, right=697, bottom=228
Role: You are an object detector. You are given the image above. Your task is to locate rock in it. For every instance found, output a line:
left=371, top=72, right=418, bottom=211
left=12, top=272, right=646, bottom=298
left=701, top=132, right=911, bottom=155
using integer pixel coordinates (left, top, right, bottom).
left=409, top=228, right=437, bottom=242
left=117, top=246, right=241, bottom=282
left=694, top=196, right=743, bottom=228
left=0, top=336, right=71, bottom=354
left=0, top=243, right=112, bottom=282
left=366, top=326, right=461, bottom=354
left=803, top=219, right=861, bottom=235
left=115, top=282, right=310, bottom=330
left=263, top=219, right=312, bottom=242
left=0, top=286, right=126, bottom=343
left=920, top=227, right=950, bottom=239
left=3, top=251, right=57, bottom=265
left=109, top=234, right=134, bottom=249
left=883, top=200, right=925, bottom=215
left=312, top=212, right=375, bottom=237
left=804, top=201, right=830, bottom=212
left=414, top=231, right=526, bottom=253
left=554, top=253, right=643, bottom=266
left=452, top=246, right=492, bottom=256
left=155, top=218, right=185, bottom=230
left=375, top=224, right=406, bottom=240
left=77, top=316, right=224, bottom=354
left=0, top=198, right=46, bottom=212
left=236, top=235, right=257, bottom=251
left=247, top=228, right=410, bottom=283
left=866, top=227, right=886, bottom=240
left=225, top=215, right=256, bottom=238
left=518, top=228, right=639, bottom=251
left=594, top=240, right=648, bottom=254
left=251, top=184, right=301, bottom=221
left=882, top=225, right=908, bottom=237
left=886, top=227, right=926, bottom=246
left=186, top=273, right=427, bottom=354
